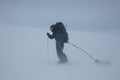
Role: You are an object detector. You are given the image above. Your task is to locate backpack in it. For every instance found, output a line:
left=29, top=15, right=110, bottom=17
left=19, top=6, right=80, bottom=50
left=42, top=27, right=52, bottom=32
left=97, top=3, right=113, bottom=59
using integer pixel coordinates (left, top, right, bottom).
left=54, top=22, right=69, bottom=43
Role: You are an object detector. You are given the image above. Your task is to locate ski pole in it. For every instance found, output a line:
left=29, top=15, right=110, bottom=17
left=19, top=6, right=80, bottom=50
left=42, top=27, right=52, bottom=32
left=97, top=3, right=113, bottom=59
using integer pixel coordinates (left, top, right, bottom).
left=67, top=42, right=99, bottom=63
left=47, top=37, right=50, bottom=60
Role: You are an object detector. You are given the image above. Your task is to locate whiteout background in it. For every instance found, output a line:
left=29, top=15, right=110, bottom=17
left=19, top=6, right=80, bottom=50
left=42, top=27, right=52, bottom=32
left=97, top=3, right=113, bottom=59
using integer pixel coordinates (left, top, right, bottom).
left=0, top=0, right=120, bottom=80
left=0, top=26, right=120, bottom=80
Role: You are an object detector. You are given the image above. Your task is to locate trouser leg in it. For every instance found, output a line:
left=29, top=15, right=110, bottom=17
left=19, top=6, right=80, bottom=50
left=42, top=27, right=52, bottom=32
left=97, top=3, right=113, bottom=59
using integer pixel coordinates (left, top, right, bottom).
left=56, top=42, right=68, bottom=62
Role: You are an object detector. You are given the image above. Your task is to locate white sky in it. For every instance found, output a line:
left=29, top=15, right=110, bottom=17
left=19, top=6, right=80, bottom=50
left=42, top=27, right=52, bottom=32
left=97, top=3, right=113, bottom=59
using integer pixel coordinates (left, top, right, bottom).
left=0, top=0, right=120, bottom=30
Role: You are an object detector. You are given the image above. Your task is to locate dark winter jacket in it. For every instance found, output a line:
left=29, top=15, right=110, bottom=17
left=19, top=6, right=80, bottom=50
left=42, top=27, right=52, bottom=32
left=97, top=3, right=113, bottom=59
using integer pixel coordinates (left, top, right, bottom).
left=47, top=22, right=68, bottom=43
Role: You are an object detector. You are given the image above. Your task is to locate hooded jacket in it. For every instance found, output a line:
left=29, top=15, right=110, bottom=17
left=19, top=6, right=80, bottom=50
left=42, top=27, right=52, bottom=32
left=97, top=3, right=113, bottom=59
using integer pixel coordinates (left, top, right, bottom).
left=47, top=22, right=68, bottom=43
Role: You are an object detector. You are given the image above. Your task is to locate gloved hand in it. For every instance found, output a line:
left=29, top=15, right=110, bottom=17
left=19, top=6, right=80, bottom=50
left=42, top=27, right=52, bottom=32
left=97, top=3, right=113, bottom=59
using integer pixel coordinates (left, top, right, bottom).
left=47, top=32, right=51, bottom=38
left=46, top=32, right=54, bottom=39
left=47, top=32, right=50, bottom=36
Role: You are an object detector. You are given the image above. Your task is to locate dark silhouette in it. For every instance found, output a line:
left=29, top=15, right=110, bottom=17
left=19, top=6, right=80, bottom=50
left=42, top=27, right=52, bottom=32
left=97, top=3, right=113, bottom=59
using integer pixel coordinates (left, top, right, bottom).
left=47, top=22, right=69, bottom=64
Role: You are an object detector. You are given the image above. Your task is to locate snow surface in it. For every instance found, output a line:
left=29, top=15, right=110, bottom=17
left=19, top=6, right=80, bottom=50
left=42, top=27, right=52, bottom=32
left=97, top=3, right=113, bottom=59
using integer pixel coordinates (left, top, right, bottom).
left=0, top=26, right=120, bottom=80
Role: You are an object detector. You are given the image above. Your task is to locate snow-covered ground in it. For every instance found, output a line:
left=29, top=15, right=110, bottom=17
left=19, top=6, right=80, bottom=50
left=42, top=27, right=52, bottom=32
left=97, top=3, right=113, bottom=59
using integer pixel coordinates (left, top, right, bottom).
left=0, top=26, right=120, bottom=80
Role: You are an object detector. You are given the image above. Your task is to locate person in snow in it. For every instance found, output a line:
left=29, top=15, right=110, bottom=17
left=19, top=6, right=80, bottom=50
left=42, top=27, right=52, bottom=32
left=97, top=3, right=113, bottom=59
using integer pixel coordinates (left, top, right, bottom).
left=47, top=22, right=69, bottom=64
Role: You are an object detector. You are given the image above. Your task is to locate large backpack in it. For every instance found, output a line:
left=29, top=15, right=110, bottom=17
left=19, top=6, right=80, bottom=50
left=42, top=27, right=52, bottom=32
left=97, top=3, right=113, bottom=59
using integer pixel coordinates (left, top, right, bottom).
left=54, top=22, right=69, bottom=43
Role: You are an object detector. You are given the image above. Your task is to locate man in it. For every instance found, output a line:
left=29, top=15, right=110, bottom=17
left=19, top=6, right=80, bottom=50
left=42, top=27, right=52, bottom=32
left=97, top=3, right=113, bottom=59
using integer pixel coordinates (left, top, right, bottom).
left=47, top=22, right=69, bottom=64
